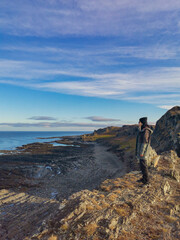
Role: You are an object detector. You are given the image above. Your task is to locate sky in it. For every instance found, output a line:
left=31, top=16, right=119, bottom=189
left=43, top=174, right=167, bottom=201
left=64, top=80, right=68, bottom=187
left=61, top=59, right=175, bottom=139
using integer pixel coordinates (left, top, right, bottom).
left=0, top=0, right=180, bottom=131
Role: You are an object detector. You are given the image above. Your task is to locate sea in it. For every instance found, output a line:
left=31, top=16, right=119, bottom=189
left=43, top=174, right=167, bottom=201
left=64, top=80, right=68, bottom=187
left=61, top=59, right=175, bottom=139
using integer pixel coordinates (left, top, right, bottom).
left=0, top=131, right=91, bottom=151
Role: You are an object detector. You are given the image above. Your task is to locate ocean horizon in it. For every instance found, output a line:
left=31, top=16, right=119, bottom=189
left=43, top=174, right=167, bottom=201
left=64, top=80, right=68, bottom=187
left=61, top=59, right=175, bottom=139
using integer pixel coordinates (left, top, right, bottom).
left=0, top=131, right=91, bottom=151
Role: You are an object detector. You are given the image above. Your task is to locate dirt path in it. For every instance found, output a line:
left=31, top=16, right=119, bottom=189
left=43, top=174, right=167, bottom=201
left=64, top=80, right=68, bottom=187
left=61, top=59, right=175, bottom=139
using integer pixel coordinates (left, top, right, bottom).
left=94, top=143, right=126, bottom=174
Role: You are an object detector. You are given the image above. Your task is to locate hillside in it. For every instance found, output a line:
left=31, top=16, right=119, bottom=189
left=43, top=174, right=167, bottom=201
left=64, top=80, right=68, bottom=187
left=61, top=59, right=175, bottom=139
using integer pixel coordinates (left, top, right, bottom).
left=28, top=106, right=180, bottom=240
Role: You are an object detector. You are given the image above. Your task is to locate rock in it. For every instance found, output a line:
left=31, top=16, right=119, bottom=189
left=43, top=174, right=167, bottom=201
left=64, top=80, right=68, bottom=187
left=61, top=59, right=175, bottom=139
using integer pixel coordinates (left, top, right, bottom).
left=151, top=106, right=180, bottom=156
left=170, top=169, right=179, bottom=182
left=163, top=181, right=171, bottom=195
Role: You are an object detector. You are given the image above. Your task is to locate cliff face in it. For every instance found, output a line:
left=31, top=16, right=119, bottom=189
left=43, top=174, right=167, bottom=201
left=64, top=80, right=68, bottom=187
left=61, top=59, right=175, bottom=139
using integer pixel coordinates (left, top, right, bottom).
left=151, top=106, right=180, bottom=156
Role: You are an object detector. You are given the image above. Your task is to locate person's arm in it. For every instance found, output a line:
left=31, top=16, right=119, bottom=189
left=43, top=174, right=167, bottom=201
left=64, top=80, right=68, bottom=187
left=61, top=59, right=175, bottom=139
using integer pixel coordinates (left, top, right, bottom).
left=139, top=129, right=150, bottom=157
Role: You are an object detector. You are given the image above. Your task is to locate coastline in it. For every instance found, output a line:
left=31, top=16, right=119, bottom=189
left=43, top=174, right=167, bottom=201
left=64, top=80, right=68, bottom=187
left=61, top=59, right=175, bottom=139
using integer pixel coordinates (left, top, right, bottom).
left=0, top=134, right=126, bottom=199
left=0, top=133, right=126, bottom=239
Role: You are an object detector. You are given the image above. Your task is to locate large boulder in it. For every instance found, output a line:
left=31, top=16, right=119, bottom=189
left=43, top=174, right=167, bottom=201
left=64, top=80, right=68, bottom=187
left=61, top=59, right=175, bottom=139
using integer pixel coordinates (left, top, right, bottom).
left=151, top=106, right=180, bottom=156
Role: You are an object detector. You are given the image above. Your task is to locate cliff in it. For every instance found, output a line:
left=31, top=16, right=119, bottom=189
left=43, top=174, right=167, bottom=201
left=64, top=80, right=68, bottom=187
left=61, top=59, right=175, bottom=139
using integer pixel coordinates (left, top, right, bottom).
left=28, top=107, right=180, bottom=240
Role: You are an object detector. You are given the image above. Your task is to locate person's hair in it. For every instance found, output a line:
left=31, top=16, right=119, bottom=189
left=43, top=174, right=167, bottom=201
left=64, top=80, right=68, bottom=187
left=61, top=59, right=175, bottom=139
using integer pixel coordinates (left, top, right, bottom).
left=141, top=122, right=149, bottom=130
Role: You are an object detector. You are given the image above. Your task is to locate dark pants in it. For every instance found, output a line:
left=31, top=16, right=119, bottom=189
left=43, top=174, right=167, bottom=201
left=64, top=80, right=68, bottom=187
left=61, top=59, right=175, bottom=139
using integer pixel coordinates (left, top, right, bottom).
left=140, top=159, right=149, bottom=183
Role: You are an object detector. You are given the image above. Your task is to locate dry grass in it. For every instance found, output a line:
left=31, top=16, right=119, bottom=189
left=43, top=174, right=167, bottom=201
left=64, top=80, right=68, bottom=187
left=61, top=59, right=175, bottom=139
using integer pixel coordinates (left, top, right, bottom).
left=113, top=189, right=121, bottom=194
left=164, top=215, right=177, bottom=223
left=107, top=193, right=118, bottom=201
left=101, top=201, right=110, bottom=208
left=90, top=198, right=102, bottom=210
left=114, top=207, right=127, bottom=216
left=83, top=222, right=98, bottom=236
left=113, top=203, right=131, bottom=217
left=60, top=223, right=69, bottom=231
left=82, top=134, right=115, bottom=141
left=86, top=204, right=95, bottom=211
left=117, top=230, right=136, bottom=240
left=100, top=185, right=112, bottom=192
left=48, top=235, right=58, bottom=240
left=99, top=194, right=105, bottom=198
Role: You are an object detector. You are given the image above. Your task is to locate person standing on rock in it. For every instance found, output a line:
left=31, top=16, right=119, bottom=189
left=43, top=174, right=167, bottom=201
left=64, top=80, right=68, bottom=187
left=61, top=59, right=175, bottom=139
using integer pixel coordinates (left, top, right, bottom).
left=136, top=117, right=153, bottom=184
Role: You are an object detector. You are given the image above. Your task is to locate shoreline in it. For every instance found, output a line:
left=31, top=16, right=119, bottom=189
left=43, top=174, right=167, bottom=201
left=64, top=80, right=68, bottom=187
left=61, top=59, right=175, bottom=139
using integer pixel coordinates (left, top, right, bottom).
left=0, top=135, right=126, bottom=239
left=0, top=134, right=126, bottom=198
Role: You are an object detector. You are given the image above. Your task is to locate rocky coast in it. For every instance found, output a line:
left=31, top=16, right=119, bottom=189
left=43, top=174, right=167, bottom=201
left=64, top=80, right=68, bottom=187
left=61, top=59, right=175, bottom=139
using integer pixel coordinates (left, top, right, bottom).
left=0, top=106, right=179, bottom=240
left=0, top=134, right=126, bottom=239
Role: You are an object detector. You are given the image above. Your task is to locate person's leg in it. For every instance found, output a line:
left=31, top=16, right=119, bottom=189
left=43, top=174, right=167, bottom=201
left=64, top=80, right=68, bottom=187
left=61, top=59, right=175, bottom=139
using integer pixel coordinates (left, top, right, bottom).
left=140, top=159, right=149, bottom=183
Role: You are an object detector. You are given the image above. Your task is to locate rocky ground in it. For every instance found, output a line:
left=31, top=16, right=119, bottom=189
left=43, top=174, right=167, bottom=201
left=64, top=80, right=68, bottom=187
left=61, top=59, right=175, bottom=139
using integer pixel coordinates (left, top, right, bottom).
left=28, top=150, right=180, bottom=240
left=0, top=137, right=126, bottom=239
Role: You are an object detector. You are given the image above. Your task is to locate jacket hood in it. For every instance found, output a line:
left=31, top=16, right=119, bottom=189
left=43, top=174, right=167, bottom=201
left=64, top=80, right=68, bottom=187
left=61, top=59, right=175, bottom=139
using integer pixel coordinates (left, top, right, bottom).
left=141, top=127, right=153, bottom=133
left=140, top=126, right=153, bottom=134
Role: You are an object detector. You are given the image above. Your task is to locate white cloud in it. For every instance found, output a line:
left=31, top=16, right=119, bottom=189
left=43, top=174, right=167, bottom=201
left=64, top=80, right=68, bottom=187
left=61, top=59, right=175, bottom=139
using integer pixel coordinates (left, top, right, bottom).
left=0, top=58, right=179, bottom=106
left=158, top=105, right=176, bottom=110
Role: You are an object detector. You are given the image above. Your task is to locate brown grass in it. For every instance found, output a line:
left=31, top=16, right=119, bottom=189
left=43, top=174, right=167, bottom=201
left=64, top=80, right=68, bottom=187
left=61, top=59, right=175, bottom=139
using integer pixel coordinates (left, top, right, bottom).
left=113, top=189, right=121, bottom=194
left=164, top=215, right=177, bottom=223
left=60, top=223, right=69, bottom=231
left=107, top=193, right=118, bottom=201
left=83, top=222, right=98, bottom=236
left=48, top=235, right=58, bottom=240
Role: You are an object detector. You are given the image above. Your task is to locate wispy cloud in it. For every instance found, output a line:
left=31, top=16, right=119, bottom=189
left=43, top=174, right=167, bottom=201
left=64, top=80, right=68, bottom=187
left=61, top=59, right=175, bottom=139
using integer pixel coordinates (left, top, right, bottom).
left=0, top=0, right=180, bottom=37
left=28, top=116, right=57, bottom=121
left=0, top=1, right=180, bottom=111
left=86, top=116, right=121, bottom=122
left=0, top=58, right=180, bottom=106
left=1, top=44, right=179, bottom=60
left=0, top=121, right=114, bottom=128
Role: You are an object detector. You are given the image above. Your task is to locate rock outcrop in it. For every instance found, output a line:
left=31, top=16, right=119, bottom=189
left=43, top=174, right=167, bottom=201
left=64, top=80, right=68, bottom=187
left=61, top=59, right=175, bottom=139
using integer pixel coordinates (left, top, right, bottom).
left=151, top=106, right=180, bottom=156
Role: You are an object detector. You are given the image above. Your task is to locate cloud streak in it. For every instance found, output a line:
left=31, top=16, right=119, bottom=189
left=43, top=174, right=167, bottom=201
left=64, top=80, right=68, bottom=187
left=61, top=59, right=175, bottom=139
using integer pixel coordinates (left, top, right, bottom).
left=86, top=116, right=121, bottom=122
left=0, top=1, right=180, bottom=111
left=0, top=58, right=180, bottom=106
left=0, top=0, right=180, bottom=37
left=28, top=116, right=57, bottom=121
left=0, top=121, right=115, bottom=128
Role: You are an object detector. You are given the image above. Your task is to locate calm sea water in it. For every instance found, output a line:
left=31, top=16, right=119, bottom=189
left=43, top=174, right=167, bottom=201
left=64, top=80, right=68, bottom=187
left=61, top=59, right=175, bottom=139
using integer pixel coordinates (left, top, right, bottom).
left=0, top=131, right=90, bottom=150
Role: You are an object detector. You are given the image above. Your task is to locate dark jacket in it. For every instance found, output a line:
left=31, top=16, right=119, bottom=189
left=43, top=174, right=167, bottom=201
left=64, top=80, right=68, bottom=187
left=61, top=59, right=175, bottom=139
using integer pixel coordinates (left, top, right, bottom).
left=136, top=126, right=153, bottom=160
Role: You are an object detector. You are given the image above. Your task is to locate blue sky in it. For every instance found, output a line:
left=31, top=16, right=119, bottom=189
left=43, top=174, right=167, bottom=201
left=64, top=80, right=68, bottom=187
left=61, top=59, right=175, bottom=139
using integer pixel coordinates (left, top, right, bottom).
left=0, top=0, right=180, bottom=131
